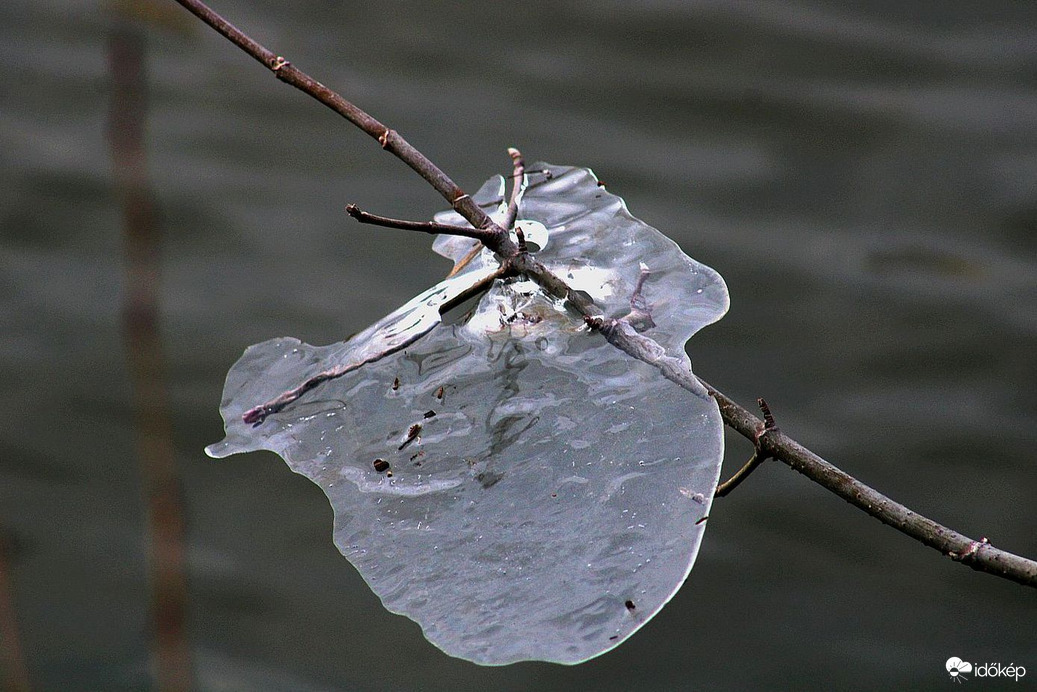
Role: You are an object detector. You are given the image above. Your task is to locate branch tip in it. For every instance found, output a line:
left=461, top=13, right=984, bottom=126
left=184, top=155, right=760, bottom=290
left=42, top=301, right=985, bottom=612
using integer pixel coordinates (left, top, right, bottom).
left=345, top=206, right=498, bottom=242
left=503, top=148, right=526, bottom=230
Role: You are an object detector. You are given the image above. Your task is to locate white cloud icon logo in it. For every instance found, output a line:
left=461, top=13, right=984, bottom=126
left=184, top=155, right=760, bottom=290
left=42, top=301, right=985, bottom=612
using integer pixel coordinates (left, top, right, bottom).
left=946, top=657, right=973, bottom=682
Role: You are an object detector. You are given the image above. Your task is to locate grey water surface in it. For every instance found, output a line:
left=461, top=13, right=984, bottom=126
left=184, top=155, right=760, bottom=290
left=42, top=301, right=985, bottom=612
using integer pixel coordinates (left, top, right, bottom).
left=2, top=0, right=1035, bottom=689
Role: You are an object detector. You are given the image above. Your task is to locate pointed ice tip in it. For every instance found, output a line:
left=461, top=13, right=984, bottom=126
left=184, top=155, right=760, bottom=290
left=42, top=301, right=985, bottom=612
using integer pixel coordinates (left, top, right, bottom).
left=204, top=441, right=227, bottom=459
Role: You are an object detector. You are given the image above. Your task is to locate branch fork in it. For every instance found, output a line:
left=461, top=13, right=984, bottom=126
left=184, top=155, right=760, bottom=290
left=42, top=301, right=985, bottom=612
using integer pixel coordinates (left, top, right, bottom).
left=345, top=204, right=502, bottom=245
left=715, top=398, right=778, bottom=498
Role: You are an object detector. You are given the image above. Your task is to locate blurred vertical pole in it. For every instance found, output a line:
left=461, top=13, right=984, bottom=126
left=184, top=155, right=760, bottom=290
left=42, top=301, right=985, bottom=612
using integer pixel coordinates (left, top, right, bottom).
left=108, top=10, right=192, bottom=691
left=0, top=526, right=30, bottom=691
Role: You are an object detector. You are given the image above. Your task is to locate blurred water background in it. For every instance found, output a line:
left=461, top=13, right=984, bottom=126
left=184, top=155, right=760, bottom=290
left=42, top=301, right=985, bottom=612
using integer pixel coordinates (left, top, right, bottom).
left=2, top=0, right=1035, bottom=689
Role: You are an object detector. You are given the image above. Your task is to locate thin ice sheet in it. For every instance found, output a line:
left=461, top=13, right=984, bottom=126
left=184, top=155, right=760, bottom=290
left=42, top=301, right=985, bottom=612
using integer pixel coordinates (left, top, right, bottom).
left=207, top=164, right=729, bottom=664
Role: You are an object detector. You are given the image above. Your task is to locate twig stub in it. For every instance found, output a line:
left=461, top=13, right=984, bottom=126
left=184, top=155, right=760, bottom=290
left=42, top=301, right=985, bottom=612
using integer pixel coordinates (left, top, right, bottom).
left=757, top=397, right=777, bottom=434
left=515, top=227, right=528, bottom=254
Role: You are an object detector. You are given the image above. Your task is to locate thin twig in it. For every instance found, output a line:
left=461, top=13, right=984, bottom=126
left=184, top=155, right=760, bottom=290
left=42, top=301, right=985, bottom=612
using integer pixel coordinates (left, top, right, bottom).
left=582, top=299, right=1037, bottom=585
left=715, top=452, right=763, bottom=498
left=345, top=204, right=501, bottom=243
left=175, top=0, right=1037, bottom=588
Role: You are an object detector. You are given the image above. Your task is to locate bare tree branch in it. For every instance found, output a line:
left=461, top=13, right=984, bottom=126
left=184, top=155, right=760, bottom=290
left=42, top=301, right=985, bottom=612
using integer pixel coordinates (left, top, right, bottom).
left=173, top=0, right=1037, bottom=589
left=704, top=386, right=1037, bottom=587
left=171, top=0, right=517, bottom=258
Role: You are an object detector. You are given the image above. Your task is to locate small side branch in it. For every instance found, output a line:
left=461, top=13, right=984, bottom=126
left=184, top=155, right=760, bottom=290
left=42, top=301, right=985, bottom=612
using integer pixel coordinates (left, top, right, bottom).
left=502, top=147, right=525, bottom=230
left=715, top=451, right=764, bottom=498
left=345, top=204, right=501, bottom=244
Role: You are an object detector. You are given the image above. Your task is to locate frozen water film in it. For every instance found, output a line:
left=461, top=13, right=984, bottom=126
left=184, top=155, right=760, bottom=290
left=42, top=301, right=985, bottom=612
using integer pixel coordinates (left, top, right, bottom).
left=207, top=164, right=729, bottom=664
